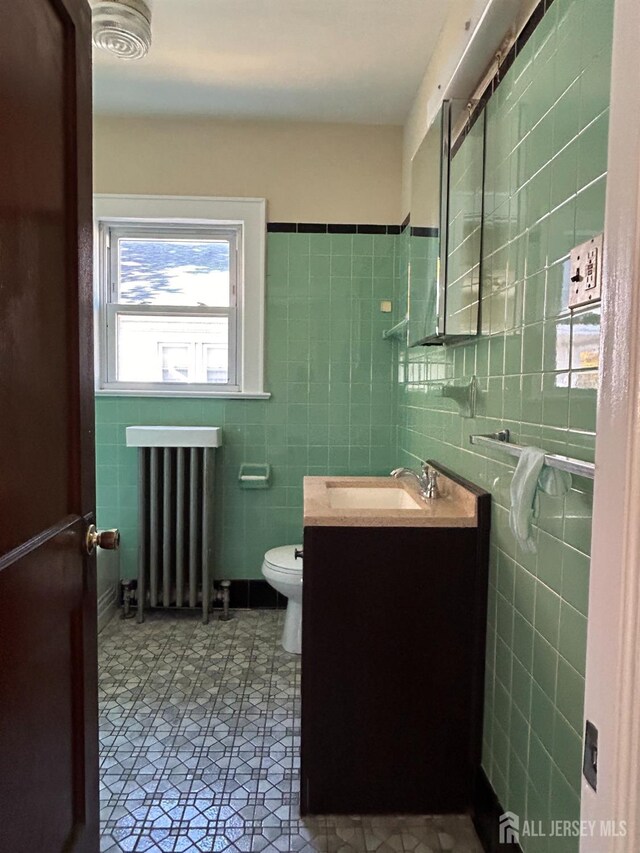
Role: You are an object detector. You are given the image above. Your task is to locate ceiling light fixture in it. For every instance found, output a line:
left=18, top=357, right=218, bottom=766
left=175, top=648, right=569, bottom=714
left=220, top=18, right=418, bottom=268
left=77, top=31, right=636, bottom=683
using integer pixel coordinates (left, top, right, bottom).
left=92, top=0, right=152, bottom=61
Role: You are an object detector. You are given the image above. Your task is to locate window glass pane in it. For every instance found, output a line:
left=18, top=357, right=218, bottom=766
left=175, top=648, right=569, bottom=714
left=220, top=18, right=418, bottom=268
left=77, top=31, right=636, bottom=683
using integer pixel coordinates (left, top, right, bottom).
left=118, top=239, right=230, bottom=307
left=205, top=345, right=228, bottom=384
left=160, top=345, right=190, bottom=382
left=117, top=315, right=229, bottom=384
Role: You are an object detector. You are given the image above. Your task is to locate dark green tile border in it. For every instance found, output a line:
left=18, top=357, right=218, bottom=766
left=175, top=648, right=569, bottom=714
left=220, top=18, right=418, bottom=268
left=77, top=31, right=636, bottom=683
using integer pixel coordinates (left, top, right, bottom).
left=267, top=222, right=437, bottom=237
left=453, top=0, right=557, bottom=157
left=120, top=580, right=287, bottom=612
left=266, top=222, right=401, bottom=235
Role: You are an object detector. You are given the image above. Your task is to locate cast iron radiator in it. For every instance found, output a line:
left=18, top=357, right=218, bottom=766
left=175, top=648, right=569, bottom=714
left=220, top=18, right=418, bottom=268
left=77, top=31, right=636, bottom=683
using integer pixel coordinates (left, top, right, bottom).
left=136, top=446, right=216, bottom=623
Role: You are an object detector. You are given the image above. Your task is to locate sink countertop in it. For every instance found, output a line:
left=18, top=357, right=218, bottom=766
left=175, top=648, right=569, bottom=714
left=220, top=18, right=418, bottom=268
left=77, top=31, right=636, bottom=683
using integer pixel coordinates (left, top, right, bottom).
left=303, top=475, right=478, bottom=528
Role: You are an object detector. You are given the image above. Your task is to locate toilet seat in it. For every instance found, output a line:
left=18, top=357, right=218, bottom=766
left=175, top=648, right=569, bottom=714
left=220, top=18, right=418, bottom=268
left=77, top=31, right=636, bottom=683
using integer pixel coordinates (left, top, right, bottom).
left=263, top=545, right=302, bottom=576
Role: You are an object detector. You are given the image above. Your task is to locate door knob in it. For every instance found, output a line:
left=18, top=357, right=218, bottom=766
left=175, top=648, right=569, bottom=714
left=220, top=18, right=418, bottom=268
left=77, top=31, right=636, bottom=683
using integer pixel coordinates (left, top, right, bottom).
left=86, top=524, right=120, bottom=555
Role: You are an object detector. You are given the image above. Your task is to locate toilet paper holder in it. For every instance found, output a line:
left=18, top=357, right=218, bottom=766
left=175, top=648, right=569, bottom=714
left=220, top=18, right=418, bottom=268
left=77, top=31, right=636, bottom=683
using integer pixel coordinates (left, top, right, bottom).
left=238, top=463, right=271, bottom=489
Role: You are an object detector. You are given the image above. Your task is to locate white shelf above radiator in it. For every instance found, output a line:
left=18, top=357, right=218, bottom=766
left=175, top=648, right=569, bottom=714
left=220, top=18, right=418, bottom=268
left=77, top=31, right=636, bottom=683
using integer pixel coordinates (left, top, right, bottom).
left=126, top=426, right=222, bottom=448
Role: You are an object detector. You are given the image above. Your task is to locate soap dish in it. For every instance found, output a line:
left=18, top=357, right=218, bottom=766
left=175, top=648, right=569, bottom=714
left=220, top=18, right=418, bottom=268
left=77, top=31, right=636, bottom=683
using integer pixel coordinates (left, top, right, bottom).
left=238, top=463, right=271, bottom=489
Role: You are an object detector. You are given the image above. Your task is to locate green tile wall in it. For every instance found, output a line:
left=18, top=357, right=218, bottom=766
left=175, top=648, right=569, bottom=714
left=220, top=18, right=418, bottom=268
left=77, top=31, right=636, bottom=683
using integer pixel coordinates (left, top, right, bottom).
left=96, top=232, right=397, bottom=579
left=394, top=0, right=613, bottom=848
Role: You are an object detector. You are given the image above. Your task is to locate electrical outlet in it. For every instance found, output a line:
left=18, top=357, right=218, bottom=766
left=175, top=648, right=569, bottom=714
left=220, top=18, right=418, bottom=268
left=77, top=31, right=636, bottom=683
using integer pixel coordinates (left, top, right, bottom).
left=568, top=234, right=603, bottom=310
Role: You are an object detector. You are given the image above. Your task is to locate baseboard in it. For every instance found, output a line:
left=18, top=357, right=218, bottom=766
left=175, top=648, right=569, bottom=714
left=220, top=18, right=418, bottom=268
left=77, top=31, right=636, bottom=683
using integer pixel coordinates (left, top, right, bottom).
left=132, top=579, right=287, bottom=615
left=97, top=583, right=119, bottom=633
left=472, top=768, right=523, bottom=853
left=214, top=579, right=287, bottom=610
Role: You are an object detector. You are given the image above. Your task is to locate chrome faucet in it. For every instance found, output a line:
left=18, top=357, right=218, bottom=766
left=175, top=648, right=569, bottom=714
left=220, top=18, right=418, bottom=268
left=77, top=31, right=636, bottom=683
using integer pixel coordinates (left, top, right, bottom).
left=390, top=462, right=440, bottom=501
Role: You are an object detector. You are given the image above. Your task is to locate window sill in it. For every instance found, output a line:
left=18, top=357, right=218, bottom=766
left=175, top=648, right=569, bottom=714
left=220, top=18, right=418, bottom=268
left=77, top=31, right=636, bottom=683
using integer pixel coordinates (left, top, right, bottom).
left=95, top=388, right=271, bottom=400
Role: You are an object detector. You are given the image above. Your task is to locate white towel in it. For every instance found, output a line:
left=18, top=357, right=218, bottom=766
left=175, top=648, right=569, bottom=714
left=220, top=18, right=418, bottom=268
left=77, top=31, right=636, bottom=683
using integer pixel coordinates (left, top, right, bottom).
left=509, top=447, right=546, bottom=552
left=509, top=447, right=573, bottom=552
left=538, top=464, right=573, bottom=500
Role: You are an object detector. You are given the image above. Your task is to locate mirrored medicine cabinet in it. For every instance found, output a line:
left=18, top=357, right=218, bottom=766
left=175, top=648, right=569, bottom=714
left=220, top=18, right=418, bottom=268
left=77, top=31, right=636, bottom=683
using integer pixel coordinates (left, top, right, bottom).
left=407, top=99, right=486, bottom=346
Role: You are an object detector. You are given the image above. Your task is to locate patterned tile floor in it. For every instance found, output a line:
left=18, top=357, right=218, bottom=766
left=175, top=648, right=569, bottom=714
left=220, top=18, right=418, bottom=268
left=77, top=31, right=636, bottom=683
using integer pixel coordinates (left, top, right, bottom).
left=99, top=610, right=483, bottom=853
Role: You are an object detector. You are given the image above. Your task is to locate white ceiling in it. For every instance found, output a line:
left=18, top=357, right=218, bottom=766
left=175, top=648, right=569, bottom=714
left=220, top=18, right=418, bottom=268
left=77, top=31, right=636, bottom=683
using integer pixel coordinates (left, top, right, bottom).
left=92, top=0, right=450, bottom=124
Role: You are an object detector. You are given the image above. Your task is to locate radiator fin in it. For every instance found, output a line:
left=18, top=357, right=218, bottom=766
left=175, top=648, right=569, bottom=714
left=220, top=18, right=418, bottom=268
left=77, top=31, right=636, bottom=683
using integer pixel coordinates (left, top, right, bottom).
left=137, top=446, right=215, bottom=623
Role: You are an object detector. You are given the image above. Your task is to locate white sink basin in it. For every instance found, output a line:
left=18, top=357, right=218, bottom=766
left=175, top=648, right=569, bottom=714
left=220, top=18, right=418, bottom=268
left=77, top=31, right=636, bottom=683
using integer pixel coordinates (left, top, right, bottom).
left=327, top=487, right=421, bottom=510
left=126, top=426, right=222, bottom=448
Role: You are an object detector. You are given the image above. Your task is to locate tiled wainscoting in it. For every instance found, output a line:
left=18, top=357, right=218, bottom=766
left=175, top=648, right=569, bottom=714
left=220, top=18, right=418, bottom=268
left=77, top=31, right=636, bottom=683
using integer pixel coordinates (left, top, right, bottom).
left=99, top=611, right=483, bottom=853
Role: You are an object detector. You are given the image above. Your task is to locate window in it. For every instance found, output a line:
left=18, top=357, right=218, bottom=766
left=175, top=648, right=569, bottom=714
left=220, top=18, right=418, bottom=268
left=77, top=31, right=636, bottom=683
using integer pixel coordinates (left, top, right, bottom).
left=105, top=224, right=238, bottom=389
left=94, top=195, right=267, bottom=398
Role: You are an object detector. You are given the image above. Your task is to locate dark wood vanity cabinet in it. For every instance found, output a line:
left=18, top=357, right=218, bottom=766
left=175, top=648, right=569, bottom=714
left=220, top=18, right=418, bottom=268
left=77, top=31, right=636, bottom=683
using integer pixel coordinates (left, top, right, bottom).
left=300, top=465, right=490, bottom=815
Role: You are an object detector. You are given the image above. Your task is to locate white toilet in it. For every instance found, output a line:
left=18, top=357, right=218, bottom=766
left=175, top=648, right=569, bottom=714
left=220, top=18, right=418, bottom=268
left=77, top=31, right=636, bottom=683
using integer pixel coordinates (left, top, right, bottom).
left=261, top=545, right=303, bottom=654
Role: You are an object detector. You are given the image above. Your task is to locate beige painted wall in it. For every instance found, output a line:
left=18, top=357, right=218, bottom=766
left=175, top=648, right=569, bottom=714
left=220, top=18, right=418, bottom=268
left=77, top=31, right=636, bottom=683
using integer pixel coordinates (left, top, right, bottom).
left=94, top=116, right=403, bottom=224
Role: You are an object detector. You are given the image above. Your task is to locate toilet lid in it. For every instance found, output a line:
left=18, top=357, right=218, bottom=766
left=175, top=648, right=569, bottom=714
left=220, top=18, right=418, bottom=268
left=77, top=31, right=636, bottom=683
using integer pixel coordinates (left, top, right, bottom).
left=263, top=545, right=303, bottom=573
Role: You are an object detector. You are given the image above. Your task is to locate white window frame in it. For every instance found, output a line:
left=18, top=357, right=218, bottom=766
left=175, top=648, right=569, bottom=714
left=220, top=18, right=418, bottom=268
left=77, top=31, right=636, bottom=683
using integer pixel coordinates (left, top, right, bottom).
left=94, top=194, right=268, bottom=398
left=104, top=222, right=240, bottom=391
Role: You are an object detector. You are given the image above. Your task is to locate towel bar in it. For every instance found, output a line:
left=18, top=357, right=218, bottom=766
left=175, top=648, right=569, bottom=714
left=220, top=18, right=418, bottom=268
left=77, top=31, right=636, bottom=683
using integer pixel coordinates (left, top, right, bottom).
left=469, top=429, right=595, bottom=479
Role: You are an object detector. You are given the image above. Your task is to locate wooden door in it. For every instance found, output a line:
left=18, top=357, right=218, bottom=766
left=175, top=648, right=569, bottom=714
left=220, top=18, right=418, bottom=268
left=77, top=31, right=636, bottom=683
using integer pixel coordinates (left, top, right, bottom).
left=0, top=1, right=98, bottom=852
